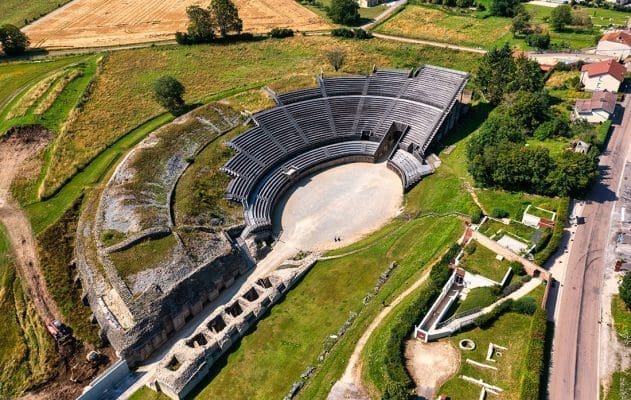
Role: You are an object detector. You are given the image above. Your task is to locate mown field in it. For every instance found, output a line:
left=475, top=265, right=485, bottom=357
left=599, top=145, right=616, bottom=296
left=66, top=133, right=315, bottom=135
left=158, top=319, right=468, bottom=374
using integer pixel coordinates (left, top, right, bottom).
left=0, top=226, right=57, bottom=398
left=41, top=36, right=482, bottom=199
left=0, top=0, right=70, bottom=27
left=375, top=4, right=630, bottom=50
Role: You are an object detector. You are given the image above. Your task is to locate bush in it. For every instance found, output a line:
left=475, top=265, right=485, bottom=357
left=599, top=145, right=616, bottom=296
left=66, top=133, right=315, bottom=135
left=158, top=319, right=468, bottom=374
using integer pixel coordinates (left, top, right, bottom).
left=502, top=282, right=523, bottom=296
left=521, top=275, right=532, bottom=283
left=327, top=0, right=360, bottom=25
left=471, top=208, right=483, bottom=224
left=465, top=242, right=477, bottom=255
left=331, top=28, right=355, bottom=38
left=525, top=33, right=550, bottom=50
left=512, top=297, right=537, bottom=315
left=534, top=198, right=569, bottom=265
left=154, top=76, right=186, bottom=115
left=475, top=299, right=513, bottom=328
left=510, top=261, right=525, bottom=276
left=269, top=28, right=294, bottom=38
left=519, top=308, right=548, bottom=400
left=621, top=272, right=631, bottom=309
left=491, top=208, right=509, bottom=218
left=353, top=28, right=373, bottom=39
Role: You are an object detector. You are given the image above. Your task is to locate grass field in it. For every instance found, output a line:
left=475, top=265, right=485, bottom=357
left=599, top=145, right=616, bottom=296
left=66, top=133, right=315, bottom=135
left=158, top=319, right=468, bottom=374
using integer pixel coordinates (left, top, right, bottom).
left=460, top=240, right=510, bottom=282
left=611, top=295, right=631, bottom=345
left=606, top=368, right=631, bottom=400
left=438, top=285, right=545, bottom=399
left=40, top=36, right=481, bottom=199
left=184, top=216, right=463, bottom=400
left=0, top=226, right=57, bottom=397
left=0, top=55, right=100, bottom=134
left=456, top=286, right=500, bottom=314
left=0, top=0, right=70, bottom=27
left=475, top=189, right=563, bottom=221
left=109, top=235, right=178, bottom=281
left=0, top=55, right=88, bottom=118
left=375, top=4, right=629, bottom=50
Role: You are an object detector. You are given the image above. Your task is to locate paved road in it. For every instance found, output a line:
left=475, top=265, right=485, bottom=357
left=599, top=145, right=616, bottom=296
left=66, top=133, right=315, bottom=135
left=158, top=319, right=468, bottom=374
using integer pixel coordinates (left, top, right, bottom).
left=549, top=88, right=631, bottom=399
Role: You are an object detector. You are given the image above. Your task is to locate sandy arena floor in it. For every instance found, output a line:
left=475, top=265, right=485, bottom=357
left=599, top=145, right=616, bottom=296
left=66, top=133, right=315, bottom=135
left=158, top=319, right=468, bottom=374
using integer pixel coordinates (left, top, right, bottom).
left=273, top=162, right=403, bottom=252
left=405, top=339, right=460, bottom=399
left=24, top=0, right=328, bottom=49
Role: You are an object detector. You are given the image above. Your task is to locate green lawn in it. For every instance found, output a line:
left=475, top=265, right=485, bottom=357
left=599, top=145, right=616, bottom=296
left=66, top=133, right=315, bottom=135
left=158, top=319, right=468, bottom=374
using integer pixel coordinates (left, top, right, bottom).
left=439, top=308, right=538, bottom=398
left=109, top=235, right=178, bottom=281
left=0, top=55, right=88, bottom=118
left=375, top=3, right=629, bottom=50
left=456, top=286, right=500, bottom=314
left=0, top=226, right=57, bottom=397
left=611, top=295, right=631, bottom=346
left=0, top=0, right=70, bottom=27
left=475, top=189, right=563, bottom=221
left=460, top=240, right=510, bottom=282
left=479, top=218, right=538, bottom=245
left=181, top=216, right=463, bottom=400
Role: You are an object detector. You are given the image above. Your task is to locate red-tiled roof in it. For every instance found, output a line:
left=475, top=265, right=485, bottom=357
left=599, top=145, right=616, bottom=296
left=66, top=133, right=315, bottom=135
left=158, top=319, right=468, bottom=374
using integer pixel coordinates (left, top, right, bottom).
left=575, top=91, right=617, bottom=114
left=581, top=59, right=627, bottom=81
left=600, top=30, right=631, bottom=47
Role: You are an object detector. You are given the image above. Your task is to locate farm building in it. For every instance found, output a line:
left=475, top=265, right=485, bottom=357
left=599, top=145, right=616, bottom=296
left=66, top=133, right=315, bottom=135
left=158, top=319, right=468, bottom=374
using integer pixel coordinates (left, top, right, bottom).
left=573, top=91, right=617, bottom=123
left=596, top=30, right=631, bottom=60
left=580, top=59, right=626, bottom=92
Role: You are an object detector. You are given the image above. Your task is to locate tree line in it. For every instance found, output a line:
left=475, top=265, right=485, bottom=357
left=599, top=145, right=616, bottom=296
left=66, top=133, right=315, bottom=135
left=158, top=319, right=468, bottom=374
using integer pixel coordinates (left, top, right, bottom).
left=468, top=43, right=599, bottom=198
left=176, top=0, right=244, bottom=45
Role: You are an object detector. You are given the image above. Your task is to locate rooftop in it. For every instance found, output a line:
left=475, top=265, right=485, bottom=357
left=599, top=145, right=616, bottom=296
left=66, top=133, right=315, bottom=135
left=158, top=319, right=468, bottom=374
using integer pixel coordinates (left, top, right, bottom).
left=600, top=30, right=631, bottom=47
left=581, top=59, right=627, bottom=82
left=574, top=91, right=617, bottom=114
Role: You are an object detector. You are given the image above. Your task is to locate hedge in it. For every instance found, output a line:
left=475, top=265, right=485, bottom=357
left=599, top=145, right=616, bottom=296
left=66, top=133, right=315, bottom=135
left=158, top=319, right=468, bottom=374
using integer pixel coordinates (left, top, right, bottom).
left=370, top=244, right=461, bottom=398
left=533, top=198, right=569, bottom=265
left=519, top=307, right=548, bottom=400
left=595, top=120, right=613, bottom=150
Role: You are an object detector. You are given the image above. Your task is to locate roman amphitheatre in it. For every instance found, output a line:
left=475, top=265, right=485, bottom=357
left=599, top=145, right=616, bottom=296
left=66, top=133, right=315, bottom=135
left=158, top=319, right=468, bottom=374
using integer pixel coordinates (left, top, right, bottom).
left=23, top=0, right=328, bottom=49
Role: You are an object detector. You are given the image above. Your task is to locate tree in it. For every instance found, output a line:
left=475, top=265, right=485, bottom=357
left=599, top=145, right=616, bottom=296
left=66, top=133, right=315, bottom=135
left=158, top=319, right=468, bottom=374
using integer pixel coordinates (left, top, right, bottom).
left=490, top=0, right=520, bottom=17
left=510, top=54, right=545, bottom=93
left=525, top=32, right=551, bottom=50
left=186, top=5, right=215, bottom=42
left=511, top=11, right=531, bottom=37
left=550, top=5, right=572, bottom=31
left=0, top=24, right=30, bottom=56
left=545, top=151, right=598, bottom=197
left=473, top=43, right=516, bottom=105
left=154, top=76, right=186, bottom=115
left=327, top=0, right=360, bottom=25
left=210, top=0, right=243, bottom=37
left=500, top=90, right=549, bottom=133
left=621, top=272, right=631, bottom=309
left=324, top=47, right=346, bottom=71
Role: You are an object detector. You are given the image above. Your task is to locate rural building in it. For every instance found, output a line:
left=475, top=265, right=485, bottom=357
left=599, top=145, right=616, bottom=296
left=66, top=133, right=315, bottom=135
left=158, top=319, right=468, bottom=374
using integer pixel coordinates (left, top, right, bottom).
left=358, top=0, right=381, bottom=6
left=580, top=59, right=626, bottom=92
left=573, top=91, right=617, bottom=123
left=568, top=140, right=592, bottom=155
left=596, top=30, right=631, bottom=60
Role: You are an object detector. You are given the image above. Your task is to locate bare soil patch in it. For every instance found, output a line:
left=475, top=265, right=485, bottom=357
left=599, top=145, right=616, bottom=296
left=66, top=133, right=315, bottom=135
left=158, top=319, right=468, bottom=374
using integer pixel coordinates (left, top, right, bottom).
left=404, top=339, right=460, bottom=400
left=24, top=0, right=329, bottom=49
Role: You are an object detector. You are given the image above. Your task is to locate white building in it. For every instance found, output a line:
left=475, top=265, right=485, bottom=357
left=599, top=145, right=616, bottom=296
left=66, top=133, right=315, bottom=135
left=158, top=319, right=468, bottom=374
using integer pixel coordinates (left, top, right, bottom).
left=573, top=91, right=617, bottom=123
left=580, top=59, right=626, bottom=92
left=596, top=30, right=631, bottom=60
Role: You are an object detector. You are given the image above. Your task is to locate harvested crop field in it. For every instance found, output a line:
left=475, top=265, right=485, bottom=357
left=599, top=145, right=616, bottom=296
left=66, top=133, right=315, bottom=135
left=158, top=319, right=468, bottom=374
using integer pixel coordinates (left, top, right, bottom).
left=24, top=0, right=328, bottom=49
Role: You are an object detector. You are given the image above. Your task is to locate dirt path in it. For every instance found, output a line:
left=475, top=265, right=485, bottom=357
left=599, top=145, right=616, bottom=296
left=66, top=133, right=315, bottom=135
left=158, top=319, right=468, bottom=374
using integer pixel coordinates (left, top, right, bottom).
left=371, top=32, right=487, bottom=55
left=0, top=127, right=59, bottom=325
left=404, top=340, right=460, bottom=399
left=329, top=265, right=437, bottom=399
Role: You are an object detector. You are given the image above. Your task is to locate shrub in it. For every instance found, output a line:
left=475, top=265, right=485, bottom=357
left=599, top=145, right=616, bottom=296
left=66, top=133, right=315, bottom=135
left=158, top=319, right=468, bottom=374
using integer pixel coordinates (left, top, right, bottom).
left=491, top=208, right=509, bottom=218
left=511, top=297, right=537, bottom=315
left=534, top=198, right=569, bottom=265
left=154, top=76, right=186, bottom=115
left=621, top=272, right=631, bottom=309
left=327, top=0, right=360, bottom=25
left=502, top=282, right=523, bottom=296
left=353, top=28, right=373, bottom=39
left=510, top=261, right=525, bottom=276
left=521, top=275, right=532, bottom=283
left=525, top=33, right=550, bottom=50
left=519, top=308, right=548, bottom=400
left=465, top=242, right=477, bottom=255
left=331, top=28, right=355, bottom=38
left=269, top=28, right=294, bottom=38
left=471, top=208, right=483, bottom=224
left=475, top=299, right=513, bottom=328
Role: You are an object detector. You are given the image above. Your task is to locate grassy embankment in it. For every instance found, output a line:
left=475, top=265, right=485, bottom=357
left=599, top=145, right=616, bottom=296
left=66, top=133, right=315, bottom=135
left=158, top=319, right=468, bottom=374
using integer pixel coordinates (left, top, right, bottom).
left=459, top=241, right=510, bottom=282
left=611, top=295, right=631, bottom=345
left=0, top=0, right=71, bottom=26
left=606, top=368, right=631, bottom=400
left=375, top=3, right=630, bottom=50
left=0, top=226, right=58, bottom=398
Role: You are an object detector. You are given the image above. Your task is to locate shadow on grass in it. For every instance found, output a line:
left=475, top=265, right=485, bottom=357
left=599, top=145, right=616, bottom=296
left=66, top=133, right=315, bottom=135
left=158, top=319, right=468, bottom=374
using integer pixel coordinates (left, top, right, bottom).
left=432, top=102, right=494, bottom=153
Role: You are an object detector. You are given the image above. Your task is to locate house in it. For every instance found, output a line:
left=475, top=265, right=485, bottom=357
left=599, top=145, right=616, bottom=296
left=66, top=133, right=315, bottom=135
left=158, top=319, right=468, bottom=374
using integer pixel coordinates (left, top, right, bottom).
left=580, top=59, right=626, bottom=92
left=596, top=30, right=631, bottom=60
left=358, top=0, right=381, bottom=6
left=573, top=91, right=617, bottom=123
